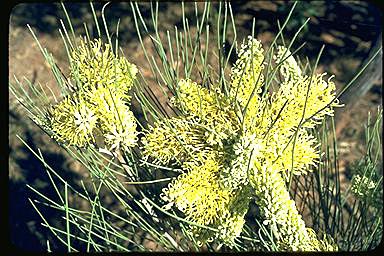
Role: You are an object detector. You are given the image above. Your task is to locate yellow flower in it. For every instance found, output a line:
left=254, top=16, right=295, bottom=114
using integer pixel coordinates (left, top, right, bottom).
left=274, top=45, right=303, bottom=83
left=142, top=116, right=211, bottom=165
left=162, top=153, right=231, bottom=226
left=143, top=36, right=340, bottom=249
left=50, top=93, right=97, bottom=147
left=249, top=162, right=320, bottom=251
left=161, top=152, right=252, bottom=246
left=271, top=46, right=341, bottom=131
left=89, top=84, right=138, bottom=150
left=48, top=38, right=138, bottom=151
left=172, top=79, right=240, bottom=147
left=70, top=38, right=138, bottom=94
left=230, top=36, right=265, bottom=110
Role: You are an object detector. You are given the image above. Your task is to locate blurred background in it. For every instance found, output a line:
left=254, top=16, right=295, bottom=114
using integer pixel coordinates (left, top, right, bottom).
left=9, top=1, right=382, bottom=251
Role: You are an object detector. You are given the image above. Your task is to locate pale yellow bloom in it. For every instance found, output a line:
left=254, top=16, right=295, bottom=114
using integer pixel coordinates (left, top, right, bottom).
left=272, top=46, right=341, bottom=131
left=172, top=79, right=239, bottom=147
left=163, top=153, right=231, bottom=226
left=249, top=161, right=325, bottom=251
left=230, top=36, right=265, bottom=109
left=89, top=84, right=137, bottom=150
left=48, top=38, right=138, bottom=151
left=143, top=36, right=340, bottom=249
left=142, top=117, right=211, bottom=164
left=70, top=38, right=138, bottom=94
left=50, top=94, right=97, bottom=147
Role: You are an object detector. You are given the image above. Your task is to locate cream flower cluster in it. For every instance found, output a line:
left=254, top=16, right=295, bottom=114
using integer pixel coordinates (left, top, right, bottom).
left=48, top=38, right=138, bottom=151
left=143, top=35, right=340, bottom=250
left=350, top=159, right=382, bottom=209
left=351, top=175, right=376, bottom=196
left=144, top=80, right=248, bottom=245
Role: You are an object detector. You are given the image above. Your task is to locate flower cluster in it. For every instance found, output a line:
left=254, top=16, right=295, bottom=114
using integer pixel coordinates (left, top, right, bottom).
left=351, top=174, right=377, bottom=198
left=229, top=36, right=265, bottom=113
left=172, top=79, right=240, bottom=147
left=143, top=79, right=246, bottom=245
left=349, top=157, right=382, bottom=210
left=48, top=38, right=138, bottom=151
left=70, top=38, right=137, bottom=95
left=350, top=172, right=382, bottom=210
left=142, top=36, right=340, bottom=250
left=49, top=93, right=98, bottom=147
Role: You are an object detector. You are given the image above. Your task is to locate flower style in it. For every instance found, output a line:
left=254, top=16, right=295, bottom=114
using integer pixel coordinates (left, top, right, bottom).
left=142, top=36, right=339, bottom=250
left=48, top=38, right=138, bottom=150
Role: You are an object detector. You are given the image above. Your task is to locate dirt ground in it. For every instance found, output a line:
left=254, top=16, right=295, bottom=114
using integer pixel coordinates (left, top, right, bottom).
left=8, top=1, right=382, bottom=252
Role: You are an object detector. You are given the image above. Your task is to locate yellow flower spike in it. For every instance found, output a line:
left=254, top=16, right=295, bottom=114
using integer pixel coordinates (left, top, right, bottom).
left=48, top=38, right=139, bottom=151
left=272, top=46, right=340, bottom=132
left=88, top=84, right=138, bottom=150
left=230, top=36, right=265, bottom=107
left=230, top=36, right=265, bottom=123
left=70, top=38, right=138, bottom=93
left=236, top=131, right=324, bottom=250
left=274, top=45, right=303, bottom=83
left=142, top=117, right=211, bottom=165
left=249, top=164, right=316, bottom=251
left=245, top=137, right=336, bottom=251
left=162, top=153, right=231, bottom=226
left=144, top=36, right=340, bottom=249
left=173, top=79, right=240, bottom=147
left=162, top=152, right=251, bottom=246
left=50, top=93, right=97, bottom=147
